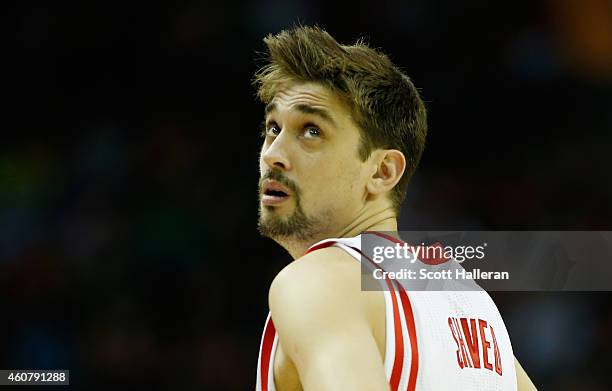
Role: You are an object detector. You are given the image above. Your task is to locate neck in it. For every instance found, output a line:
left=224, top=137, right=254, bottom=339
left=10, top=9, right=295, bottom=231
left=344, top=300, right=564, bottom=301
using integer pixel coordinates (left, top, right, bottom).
left=276, top=206, right=399, bottom=259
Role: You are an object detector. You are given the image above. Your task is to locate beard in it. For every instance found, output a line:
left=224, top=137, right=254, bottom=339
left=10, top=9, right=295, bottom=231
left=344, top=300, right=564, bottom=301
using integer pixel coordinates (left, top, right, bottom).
left=258, top=203, right=321, bottom=242
left=257, top=170, right=323, bottom=242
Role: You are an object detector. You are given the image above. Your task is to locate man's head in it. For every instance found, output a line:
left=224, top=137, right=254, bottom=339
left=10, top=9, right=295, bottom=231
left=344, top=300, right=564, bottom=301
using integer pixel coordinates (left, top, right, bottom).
left=255, top=26, right=427, bottom=242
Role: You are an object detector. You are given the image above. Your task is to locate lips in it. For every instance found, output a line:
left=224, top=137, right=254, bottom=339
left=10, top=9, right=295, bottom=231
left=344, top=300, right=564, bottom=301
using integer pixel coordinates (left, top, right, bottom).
left=261, top=179, right=291, bottom=206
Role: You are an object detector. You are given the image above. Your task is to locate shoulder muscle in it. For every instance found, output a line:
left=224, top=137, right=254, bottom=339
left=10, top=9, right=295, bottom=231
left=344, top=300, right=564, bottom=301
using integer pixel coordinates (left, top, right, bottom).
left=268, top=246, right=366, bottom=349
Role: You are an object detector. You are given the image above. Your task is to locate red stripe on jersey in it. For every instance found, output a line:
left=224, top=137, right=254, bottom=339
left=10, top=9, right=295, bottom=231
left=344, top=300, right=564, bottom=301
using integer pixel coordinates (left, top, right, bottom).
left=395, top=282, right=419, bottom=391
left=305, top=240, right=337, bottom=255
left=385, top=278, right=404, bottom=391
left=260, top=316, right=276, bottom=391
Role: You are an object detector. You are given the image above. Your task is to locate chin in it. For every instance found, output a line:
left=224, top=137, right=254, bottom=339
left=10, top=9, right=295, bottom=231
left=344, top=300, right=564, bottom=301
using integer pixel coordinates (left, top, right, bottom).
left=261, top=202, right=292, bottom=215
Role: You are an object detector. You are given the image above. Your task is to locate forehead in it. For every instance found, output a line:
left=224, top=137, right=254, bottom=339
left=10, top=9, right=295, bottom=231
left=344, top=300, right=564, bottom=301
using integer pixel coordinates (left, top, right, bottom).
left=266, top=82, right=350, bottom=120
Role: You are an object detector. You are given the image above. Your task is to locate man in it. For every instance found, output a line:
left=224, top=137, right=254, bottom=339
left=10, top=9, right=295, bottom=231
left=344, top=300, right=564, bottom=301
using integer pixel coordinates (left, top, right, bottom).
left=254, top=25, right=536, bottom=391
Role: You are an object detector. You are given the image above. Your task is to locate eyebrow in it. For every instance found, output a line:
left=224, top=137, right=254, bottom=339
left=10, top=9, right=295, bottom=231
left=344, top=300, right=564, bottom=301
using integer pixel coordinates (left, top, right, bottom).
left=265, top=102, right=337, bottom=127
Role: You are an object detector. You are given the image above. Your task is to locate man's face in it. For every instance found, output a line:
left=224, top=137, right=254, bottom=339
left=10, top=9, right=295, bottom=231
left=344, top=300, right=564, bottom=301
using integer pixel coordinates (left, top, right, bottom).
left=258, top=81, right=370, bottom=242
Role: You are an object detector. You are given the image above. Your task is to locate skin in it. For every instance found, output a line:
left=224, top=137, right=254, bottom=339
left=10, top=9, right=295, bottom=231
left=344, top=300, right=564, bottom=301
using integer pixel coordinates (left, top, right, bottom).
left=259, top=81, right=537, bottom=390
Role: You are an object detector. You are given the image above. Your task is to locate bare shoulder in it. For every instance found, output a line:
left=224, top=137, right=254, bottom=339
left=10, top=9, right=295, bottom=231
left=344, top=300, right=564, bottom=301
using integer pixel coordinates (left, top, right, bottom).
left=269, top=245, right=387, bottom=372
left=268, top=246, right=367, bottom=338
left=269, top=246, right=361, bottom=310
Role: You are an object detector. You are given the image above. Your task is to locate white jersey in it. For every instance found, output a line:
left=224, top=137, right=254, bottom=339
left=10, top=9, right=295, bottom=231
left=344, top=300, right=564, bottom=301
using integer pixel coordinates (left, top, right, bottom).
left=256, top=232, right=517, bottom=391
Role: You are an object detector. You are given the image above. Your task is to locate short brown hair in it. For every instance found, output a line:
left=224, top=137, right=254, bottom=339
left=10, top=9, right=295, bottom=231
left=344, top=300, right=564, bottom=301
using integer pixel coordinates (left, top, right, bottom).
left=253, top=25, right=427, bottom=213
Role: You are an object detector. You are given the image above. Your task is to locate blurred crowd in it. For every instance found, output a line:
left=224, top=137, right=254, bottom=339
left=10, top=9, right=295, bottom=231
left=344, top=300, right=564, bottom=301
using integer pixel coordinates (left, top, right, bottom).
left=2, top=0, right=611, bottom=389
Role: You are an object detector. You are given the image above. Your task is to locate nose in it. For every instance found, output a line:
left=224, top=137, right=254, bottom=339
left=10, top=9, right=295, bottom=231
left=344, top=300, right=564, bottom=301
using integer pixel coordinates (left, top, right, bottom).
left=261, top=131, right=292, bottom=171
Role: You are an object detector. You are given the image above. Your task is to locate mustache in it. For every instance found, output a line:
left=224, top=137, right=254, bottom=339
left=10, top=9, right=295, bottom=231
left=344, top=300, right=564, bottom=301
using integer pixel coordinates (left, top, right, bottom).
left=259, top=170, right=300, bottom=195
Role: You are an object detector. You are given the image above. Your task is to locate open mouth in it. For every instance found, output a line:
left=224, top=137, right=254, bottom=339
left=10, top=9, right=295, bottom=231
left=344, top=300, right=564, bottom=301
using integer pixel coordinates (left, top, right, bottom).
left=265, top=189, right=288, bottom=197
left=261, top=180, right=291, bottom=206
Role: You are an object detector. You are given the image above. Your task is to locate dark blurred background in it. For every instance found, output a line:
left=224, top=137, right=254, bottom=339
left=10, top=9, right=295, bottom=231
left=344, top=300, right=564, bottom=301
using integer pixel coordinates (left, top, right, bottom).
left=2, top=0, right=612, bottom=389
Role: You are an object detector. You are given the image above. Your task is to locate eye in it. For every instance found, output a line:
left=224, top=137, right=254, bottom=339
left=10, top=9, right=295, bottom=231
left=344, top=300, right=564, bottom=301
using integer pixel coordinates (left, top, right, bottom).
left=261, top=121, right=281, bottom=138
left=303, top=125, right=321, bottom=139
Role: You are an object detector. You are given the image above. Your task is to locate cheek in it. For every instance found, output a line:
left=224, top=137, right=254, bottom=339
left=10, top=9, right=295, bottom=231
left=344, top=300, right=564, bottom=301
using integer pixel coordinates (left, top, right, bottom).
left=307, top=158, right=364, bottom=205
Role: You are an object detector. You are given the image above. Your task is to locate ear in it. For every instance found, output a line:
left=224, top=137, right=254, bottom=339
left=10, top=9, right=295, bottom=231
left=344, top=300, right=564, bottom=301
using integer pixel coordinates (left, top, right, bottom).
left=366, top=149, right=406, bottom=197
